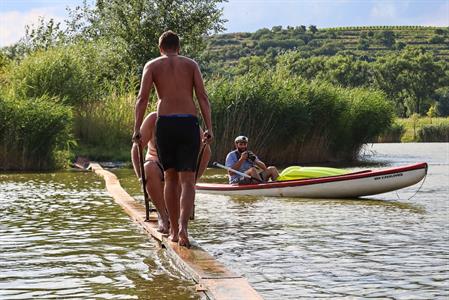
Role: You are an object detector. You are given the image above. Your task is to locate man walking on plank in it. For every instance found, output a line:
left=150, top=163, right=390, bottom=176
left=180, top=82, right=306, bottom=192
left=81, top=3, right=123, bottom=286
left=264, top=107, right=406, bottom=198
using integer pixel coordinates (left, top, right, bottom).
left=133, top=31, right=213, bottom=248
left=131, top=111, right=211, bottom=234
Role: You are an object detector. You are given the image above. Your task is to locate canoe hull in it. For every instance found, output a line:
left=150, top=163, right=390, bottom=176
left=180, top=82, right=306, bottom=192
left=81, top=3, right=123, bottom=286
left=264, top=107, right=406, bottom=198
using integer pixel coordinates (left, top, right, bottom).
left=196, top=163, right=428, bottom=198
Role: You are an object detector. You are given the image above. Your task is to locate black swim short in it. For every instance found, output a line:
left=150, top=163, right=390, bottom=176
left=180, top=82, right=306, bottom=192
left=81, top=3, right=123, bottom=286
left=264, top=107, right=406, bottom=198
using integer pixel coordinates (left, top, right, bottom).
left=155, top=114, right=200, bottom=172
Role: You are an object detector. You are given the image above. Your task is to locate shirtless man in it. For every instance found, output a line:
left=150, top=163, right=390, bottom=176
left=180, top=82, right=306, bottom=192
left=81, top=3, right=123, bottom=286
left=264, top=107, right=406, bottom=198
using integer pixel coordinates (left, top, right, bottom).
left=131, top=112, right=211, bottom=234
left=133, top=31, right=213, bottom=248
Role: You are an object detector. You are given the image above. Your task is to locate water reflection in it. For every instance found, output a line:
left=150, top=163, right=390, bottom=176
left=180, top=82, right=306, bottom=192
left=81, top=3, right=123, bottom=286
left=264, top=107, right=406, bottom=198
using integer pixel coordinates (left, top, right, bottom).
left=0, top=171, right=198, bottom=300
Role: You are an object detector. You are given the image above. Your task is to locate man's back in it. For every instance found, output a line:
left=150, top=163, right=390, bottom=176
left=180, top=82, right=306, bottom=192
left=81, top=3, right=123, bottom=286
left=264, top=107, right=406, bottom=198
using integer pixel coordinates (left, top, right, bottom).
left=149, top=55, right=198, bottom=116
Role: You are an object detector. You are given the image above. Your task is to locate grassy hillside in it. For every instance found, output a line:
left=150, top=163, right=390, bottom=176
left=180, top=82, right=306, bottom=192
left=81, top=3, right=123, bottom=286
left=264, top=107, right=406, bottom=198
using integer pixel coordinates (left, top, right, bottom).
left=203, top=26, right=449, bottom=72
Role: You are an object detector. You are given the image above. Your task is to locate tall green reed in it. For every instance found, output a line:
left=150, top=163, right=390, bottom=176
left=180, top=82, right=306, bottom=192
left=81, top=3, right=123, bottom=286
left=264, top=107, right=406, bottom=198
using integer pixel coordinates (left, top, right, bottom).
left=0, top=96, right=73, bottom=170
left=207, top=70, right=393, bottom=165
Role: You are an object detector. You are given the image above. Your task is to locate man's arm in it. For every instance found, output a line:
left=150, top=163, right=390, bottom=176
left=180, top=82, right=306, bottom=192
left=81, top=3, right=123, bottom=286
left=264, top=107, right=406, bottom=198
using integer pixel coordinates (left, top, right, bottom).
left=133, top=62, right=153, bottom=139
left=254, top=158, right=267, bottom=171
left=193, top=62, right=213, bottom=143
left=226, top=151, right=249, bottom=175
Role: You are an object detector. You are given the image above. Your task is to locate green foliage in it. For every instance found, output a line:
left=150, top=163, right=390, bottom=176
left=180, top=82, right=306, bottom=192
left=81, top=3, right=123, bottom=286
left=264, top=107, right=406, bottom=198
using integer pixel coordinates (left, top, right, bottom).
left=207, top=70, right=393, bottom=164
left=435, top=87, right=449, bottom=116
left=66, top=0, right=226, bottom=70
left=429, top=35, right=445, bottom=44
left=373, top=47, right=446, bottom=116
left=8, top=41, right=131, bottom=106
left=418, top=124, right=449, bottom=142
left=74, top=76, right=144, bottom=159
left=314, top=41, right=344, bottom=55
left=357, top=38, right=370, bottom=50
left=317, top=55, right=372, bottom=87
left=0, top=96, right=73, bottom=170
left=22, top=18, right=66, bottom=52
left=9, top=47, right=94, bottom=106
left=374, top=30, right=395, bottom=48
left=377, top=121, right=405, bottom=143
left=204, top=25, right=448, bottom=79
left=308, top=25, right=318, bottom=34
left=427, top=104, right=438, bottom=119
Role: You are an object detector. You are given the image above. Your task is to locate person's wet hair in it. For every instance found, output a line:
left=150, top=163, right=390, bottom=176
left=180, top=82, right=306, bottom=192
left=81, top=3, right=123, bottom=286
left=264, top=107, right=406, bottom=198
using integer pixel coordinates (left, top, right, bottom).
left=159, top=30, right=180, bottom=51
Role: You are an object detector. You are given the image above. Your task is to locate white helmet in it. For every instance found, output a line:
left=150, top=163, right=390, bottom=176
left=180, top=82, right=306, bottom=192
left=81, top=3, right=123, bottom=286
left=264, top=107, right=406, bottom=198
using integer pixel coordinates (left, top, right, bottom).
left=234, top=135, right=248, bottom=143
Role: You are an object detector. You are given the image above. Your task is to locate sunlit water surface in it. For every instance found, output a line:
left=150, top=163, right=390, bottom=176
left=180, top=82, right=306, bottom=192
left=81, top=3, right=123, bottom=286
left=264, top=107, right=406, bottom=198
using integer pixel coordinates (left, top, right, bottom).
left=189, top=143, right=448, bottom=299
left=1, top=143, right=448, bottom=299
left=0, top=172, right=198, bottom=299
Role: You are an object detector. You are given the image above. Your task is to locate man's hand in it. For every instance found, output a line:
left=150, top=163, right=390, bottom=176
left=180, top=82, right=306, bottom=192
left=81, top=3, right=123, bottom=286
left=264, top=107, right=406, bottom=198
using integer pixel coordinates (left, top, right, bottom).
left=202, top=129, right=214, bottom=144
left=132, top=131, right=142, bottom=143
left=240, top=151, right=249, bottom=161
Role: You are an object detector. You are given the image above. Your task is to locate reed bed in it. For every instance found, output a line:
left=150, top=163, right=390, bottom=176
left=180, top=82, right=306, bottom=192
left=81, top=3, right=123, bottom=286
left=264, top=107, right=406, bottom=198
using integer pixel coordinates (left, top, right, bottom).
left=0, top=96, right=73, bottom=170
left=207, top=71, right=393, bottom=164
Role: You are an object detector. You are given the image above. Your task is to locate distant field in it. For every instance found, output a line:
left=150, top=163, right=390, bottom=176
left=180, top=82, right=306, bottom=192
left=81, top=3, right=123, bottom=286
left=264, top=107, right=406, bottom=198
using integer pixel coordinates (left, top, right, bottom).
left=397, top=117, right=449, bottom=142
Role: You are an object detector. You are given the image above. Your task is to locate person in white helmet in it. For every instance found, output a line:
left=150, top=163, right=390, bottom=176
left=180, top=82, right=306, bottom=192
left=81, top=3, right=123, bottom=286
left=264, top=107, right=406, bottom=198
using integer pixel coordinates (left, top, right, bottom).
left=225, top=135, right=279, bottom=184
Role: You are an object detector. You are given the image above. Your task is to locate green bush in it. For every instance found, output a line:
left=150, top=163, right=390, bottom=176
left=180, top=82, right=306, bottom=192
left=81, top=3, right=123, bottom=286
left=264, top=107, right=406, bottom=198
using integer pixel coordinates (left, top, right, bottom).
left=207, top=71, right=393, bottom=164
left=8, top=41, right=130, bottom=107
left=376, top=121, right=405, bottom=142
left=9, top=47, right=93, bottom=106
left=418, top=124, right=449, bottom=142
left=429, top=35, right=445, bottom=44
left=0, top=96, right=73, bottom=170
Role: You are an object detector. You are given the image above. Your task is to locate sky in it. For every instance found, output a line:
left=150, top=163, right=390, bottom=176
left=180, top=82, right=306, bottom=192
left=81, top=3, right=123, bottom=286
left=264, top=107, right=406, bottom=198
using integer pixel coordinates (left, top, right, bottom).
left=1, top=0, right=448, bottom=47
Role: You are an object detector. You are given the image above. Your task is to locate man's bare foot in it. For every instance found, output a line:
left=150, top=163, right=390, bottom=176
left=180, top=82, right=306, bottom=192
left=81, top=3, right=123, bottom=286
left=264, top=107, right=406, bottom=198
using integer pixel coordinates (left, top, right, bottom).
left=157, top=218, right=169, bottom=234
left=168, top=230, right=178, bottom=242
left=178, top=229, right=190, bottom=248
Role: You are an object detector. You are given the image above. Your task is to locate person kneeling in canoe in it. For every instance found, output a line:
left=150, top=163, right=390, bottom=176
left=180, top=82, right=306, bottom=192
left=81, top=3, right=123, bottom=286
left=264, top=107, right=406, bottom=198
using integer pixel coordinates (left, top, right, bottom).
left=225, top=135, right=279, bottom=184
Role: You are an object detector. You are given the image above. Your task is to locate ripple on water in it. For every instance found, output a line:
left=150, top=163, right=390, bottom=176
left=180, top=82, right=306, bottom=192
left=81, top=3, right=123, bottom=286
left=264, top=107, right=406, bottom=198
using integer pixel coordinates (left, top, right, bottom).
left=0, top=172, right=198, bottom=300
left=189, top=163, right=449, bottom=300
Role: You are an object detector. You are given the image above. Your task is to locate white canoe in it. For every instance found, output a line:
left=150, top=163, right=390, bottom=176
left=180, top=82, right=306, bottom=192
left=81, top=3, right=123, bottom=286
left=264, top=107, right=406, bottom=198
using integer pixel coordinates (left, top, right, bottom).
left=196, top=162, right=428, bottom=198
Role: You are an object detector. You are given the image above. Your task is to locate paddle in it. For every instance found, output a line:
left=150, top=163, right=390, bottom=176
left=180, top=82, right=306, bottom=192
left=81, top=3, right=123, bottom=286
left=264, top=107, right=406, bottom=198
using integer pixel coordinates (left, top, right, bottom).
left=136, top=141, right=151, bottom=222
left=212, top=162, right=263, bottom=183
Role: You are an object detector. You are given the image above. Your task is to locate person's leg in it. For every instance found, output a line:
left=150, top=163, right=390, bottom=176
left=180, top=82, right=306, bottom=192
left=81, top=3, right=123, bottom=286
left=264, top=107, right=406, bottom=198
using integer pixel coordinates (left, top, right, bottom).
left=267, top=166, right=279, bottom=181
left=164, top=169, right=180, bottom=242
left=178, top=171, right=196, bottom=248
left=145, top=161, right=169, bottom=234
left=245, top=167, right=262, bottom=181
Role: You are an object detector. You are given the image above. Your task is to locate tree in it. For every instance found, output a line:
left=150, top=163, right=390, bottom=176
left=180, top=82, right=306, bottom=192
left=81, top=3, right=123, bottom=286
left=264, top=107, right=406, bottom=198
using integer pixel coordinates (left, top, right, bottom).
left=318, top=55, right=373, bottom=87
left=429, top=35, right=445, bottom=44
left=66, top=0, right=226, bottom=71
left=374, top=30, right=395, bottom=48
left=373, top=47, right=445, bottom=116
left=426, top=104, right=438, bottom=122
left=308, top=25, right=318, bottom=34
left=435, top=87, right=449, bottom=116
left=23, top=18, right=66, bottom=52
left=357, top=38, right=370, bottom=50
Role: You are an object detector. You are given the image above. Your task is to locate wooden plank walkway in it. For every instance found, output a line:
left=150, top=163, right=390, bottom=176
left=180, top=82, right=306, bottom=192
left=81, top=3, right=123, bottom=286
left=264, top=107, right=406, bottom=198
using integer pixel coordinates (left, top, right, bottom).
left=89, top=163, right=263, bottom=300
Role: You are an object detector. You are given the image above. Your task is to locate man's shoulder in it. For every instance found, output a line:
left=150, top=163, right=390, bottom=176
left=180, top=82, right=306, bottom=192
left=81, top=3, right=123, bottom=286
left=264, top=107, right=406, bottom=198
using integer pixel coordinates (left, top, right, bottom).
left=146, top=57, right=165, bottom=67
left=178, top=55, right=198, bottom=66
left=225, top=150, right=238, bottom=160
left=226, top=149, right=238, bottom=156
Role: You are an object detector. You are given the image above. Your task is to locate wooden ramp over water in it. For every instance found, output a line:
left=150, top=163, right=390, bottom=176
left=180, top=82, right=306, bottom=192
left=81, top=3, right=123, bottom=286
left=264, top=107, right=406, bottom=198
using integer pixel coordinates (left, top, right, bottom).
left=89, top=163, right=263, bottom=300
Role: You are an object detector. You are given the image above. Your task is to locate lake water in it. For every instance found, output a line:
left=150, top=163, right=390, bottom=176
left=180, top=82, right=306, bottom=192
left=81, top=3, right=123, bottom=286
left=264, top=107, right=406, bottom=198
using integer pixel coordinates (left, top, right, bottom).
left=1, top=143, right=448, bottom=299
